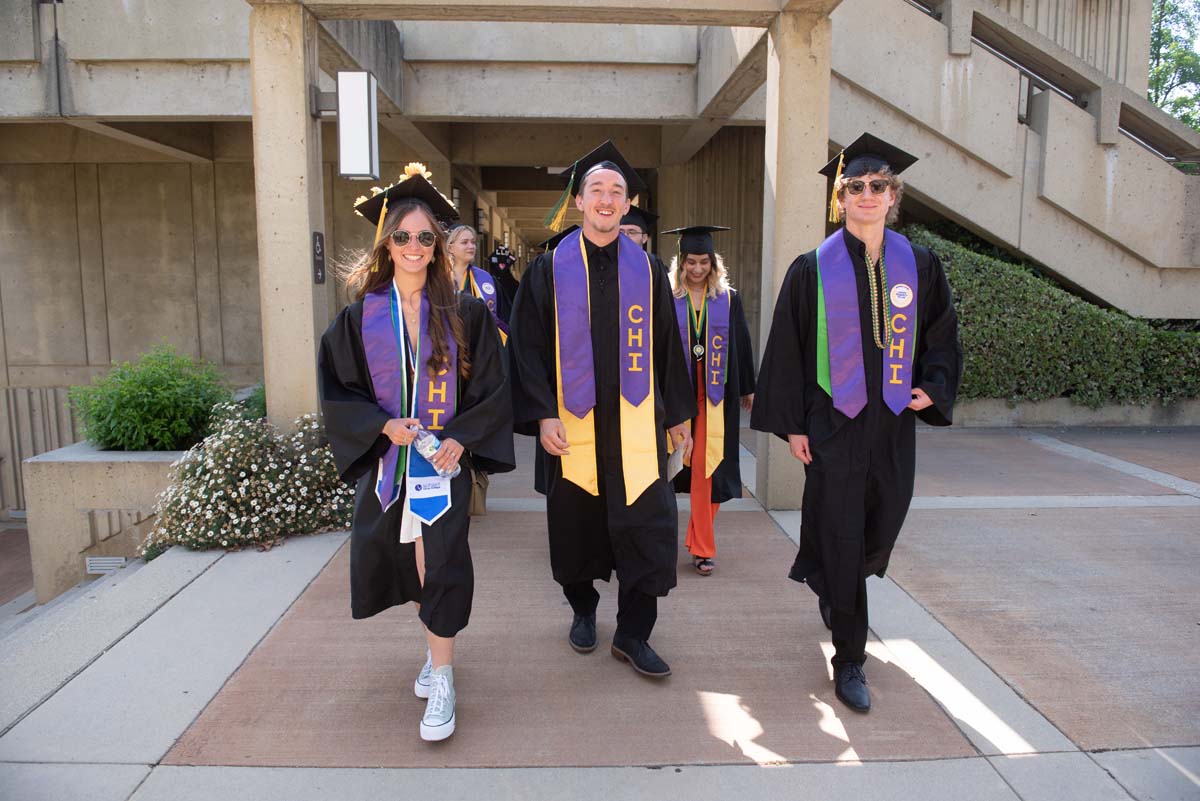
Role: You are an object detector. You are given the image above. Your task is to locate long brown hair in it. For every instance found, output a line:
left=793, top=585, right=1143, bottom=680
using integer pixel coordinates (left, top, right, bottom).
left=339, top=200, right=471, bottom=380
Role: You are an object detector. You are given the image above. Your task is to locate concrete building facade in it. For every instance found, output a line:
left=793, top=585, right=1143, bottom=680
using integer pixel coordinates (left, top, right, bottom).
left=1, top=0, right=1198, bottom=514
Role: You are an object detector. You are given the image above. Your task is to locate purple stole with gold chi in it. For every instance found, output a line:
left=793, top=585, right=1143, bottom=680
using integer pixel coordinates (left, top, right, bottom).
left=552, top=229, right=658, bottom=503
left=674, top=291, right=730, bottom=478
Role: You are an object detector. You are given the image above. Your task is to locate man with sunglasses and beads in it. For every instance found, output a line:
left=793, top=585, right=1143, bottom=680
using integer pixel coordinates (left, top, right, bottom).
left=752, top=133, right=962, bottom=712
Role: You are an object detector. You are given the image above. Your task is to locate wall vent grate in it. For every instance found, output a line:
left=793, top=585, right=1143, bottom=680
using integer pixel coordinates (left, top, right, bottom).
left=85, top=556, right=126, bottom=575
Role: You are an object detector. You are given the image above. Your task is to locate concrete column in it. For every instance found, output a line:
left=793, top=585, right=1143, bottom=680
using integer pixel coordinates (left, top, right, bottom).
left=756, top=11, right=832, bottom=510
left=249, top=2, right=327, bottom=429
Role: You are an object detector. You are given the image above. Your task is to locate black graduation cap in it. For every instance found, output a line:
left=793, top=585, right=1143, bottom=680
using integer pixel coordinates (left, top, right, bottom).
left=353, top=164, right=459, bottom=233
left=537, top=224, right=580, bottom=251
left=661, top=225, right=731, bottom=256
left=620, top=205, right=659, bottom=234
left=544, top=141, right=647, bottom=232
left=820, top=134, right=918, bottom=223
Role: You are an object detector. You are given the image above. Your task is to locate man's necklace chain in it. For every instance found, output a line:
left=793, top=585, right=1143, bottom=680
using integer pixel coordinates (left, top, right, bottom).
left=864, top=248, right=892, bottom=351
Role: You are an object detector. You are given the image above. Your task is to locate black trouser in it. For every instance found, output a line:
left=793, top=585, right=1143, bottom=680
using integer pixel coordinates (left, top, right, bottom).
left=563, top=581, right=658, bottom=641
left=829, top=574, right=869, bottom=671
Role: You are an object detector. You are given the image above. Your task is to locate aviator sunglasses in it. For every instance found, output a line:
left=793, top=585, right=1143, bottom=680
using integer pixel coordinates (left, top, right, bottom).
left=842, top=178, right=892, bottom=196
left=390, top=229, right=438, bottom=248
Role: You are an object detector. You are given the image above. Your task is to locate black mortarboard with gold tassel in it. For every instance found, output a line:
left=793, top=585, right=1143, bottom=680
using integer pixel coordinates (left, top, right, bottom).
left=543, top=140, right=648, bottom=232
left=353, top=163, right=459, bottom=271
left=819, top=133, right=918, bottom=223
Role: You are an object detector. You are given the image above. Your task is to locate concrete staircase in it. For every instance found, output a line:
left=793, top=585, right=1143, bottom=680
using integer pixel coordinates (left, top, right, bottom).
left=828, top=0, right=1200, bottom=318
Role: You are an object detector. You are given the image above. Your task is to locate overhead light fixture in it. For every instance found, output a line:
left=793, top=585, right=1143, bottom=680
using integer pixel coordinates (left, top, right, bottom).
left=336, top=71, right=379, bottom=180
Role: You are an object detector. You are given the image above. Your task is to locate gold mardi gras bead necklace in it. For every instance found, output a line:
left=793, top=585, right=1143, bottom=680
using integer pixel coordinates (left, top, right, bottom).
left=864, top=248, right=893, bottom=351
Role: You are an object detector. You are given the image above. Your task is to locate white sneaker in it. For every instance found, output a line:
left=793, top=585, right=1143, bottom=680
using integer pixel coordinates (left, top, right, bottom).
left=413, top=650, right=433, bottom=699
left=420, top=665, right=456, bottom=742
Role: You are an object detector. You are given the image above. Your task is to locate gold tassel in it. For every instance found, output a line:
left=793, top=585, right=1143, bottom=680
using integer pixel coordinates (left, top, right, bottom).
left=543, top=165, right=576, bottom=233
left=828, top=152, right=845, bottom=224
left=371, top=195, right=389, bottom=273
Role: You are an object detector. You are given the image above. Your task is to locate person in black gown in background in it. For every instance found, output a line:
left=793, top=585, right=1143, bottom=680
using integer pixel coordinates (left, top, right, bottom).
left=752, top=134, right=961, bottom=712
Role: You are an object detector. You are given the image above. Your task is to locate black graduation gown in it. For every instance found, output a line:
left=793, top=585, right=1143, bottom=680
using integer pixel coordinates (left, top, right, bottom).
left=318, top=294, right=515, bottom=636
left=487, top=252, right=519, bottom=324
left=650, top=253, right=671, bottom=279
left=671, top=289, right=757, bottom=504
left=509, top=235, right=697, bottom=597
left=750, top=228, right=961, bottom=615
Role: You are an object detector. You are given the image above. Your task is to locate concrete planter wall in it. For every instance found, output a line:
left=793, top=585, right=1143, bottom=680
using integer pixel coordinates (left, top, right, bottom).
left=22, top=442, right=181, bottom=603
left=957, top=399, right=1200, bottom=427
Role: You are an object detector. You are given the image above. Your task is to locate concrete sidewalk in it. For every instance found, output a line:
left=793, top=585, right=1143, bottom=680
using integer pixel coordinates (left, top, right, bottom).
left=1, top=428, right=1198, bottom=800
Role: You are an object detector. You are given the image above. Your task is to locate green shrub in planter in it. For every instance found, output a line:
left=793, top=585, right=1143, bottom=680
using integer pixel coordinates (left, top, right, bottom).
left=904, top=226, right=1200, bottom=408
left=244, top=383, right=267, bottom=419
left=141, top=403, right=354, bottom=560
left=68, top=345, right=231, bottom=451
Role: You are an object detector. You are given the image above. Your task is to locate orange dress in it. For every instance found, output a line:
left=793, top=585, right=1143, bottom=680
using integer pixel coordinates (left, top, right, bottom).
left=685, top=358, right=719, bottom=559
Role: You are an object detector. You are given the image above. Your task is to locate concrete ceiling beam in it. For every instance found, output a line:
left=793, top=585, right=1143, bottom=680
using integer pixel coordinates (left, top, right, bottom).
left=63, top=121, right=215, bottom=163
left=316, top=18, right=453, bottom=163
left=316, top=20, right=405, bottom=113
left=403, top=62, right=696, bottom=121
left=399, top=22, right=699, bottom=64
left=697, top=27, right=769, bottom=116
left=479, top=166, right=563, bottom=191
left=297, top=0, right=783, bottom=27
left=493, top=190, right=568, bottom=206
left=662, top=25, right=768, bottom=164
left=452, top=123, right=661, bottom=167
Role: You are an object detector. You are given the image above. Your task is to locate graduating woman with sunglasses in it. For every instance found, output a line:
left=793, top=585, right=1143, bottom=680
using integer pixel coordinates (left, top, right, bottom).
left=318, top=165, right=514, bottom=742
left=752, top=134, right=961, bottom=714
left=663, top=225, right=756, bottom=577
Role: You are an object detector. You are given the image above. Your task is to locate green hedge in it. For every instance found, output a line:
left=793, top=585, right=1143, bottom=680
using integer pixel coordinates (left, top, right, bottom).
left=68, top=345, right=231, bottom=451
left=905, top=226, right=1200, bottom=408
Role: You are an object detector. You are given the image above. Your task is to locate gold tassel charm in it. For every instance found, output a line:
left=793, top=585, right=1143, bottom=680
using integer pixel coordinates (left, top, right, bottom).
left=828, top=152, right=845, bottom=224
left=371, top=196, right=389, bottom=273
left=543, top=165, right=576, bottom=233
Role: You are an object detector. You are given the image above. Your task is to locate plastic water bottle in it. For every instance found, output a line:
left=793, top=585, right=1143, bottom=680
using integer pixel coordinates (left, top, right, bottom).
left=412, top=428, right=462, bottom=479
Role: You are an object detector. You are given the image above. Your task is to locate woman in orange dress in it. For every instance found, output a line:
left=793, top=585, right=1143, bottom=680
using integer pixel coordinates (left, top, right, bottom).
left=665, top=226, right=756, bottom=576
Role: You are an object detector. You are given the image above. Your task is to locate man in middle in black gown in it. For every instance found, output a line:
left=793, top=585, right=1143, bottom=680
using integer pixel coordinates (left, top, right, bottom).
left=509, top=141, right=696, bottom=678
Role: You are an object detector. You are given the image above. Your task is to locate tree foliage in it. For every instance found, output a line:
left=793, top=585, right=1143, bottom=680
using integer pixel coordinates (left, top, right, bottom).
left=1149, top=0, right=1200, bottom=131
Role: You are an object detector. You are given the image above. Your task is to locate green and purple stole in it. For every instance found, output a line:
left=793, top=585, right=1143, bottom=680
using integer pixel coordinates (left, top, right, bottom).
left=362, top=284, right=458, bottom=521
left=815, top=228, right=918, bottom=418
left=675, top=290, right=730, bottom=476
left=552, top=229, right=658, bottom=501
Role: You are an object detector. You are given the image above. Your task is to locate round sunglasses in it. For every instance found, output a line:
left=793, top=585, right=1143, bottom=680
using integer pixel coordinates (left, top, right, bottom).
left=843, top=179, right=892, bottom=196
left=390, top=229, right=437, bottom=248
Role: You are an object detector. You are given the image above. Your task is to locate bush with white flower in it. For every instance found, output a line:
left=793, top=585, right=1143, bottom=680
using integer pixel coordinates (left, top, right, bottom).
left=141, top=403, right=354, bottom=560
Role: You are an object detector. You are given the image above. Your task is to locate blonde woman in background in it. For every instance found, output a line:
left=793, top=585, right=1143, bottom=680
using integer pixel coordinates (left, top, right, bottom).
left=664, top=225, right=756, bottom=577
left=446, top=224, right=509, bottom=342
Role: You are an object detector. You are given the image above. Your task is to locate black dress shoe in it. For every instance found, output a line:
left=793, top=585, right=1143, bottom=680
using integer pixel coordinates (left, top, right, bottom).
left=835, top=664, right=871, bottom=712
left=818, top=597, right=832, bottom=631
left=610, top=634, right=671, bottom=678
left=569, top=613, right=597, bottom=653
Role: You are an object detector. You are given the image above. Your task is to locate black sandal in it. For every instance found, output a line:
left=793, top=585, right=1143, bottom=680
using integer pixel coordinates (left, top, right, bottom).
left=693, top=556, right=714, bottom=576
